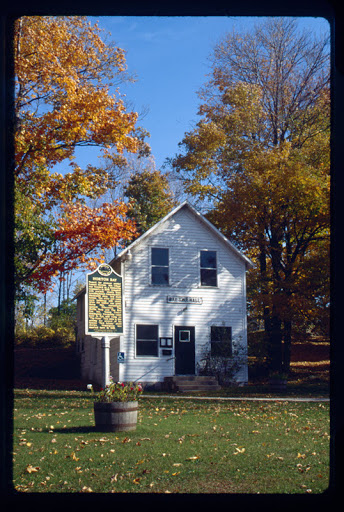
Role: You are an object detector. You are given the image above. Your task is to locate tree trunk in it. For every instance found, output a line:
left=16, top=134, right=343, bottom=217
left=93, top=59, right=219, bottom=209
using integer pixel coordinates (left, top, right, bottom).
left=283, top=319, right=292, bottom=373
left=58, top=274, right=62, bottom=314
left=268, top=231, right=284, bottom=372
left=268, top=308, right=283, bottom=372
left=43, top=293, right=47, bottom=326
left=258, top=232, right=270, bottom=334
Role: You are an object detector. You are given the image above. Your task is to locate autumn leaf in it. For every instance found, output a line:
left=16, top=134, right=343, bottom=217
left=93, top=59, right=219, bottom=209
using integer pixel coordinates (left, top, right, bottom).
left=234, top=447, right=246, bottom=455
left=26, top=465, right=40, bottom=473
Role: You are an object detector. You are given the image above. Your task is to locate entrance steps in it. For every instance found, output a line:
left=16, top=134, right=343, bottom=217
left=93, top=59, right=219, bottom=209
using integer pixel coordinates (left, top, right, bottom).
left=164, top=375, right=221, bottom=393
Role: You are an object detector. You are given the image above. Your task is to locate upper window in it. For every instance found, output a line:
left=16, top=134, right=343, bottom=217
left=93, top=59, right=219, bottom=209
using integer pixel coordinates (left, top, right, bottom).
left=200, top=250, right=217, bottom=287
left=211, top=326, right=232, bottom=357
left=136, top=324, right=159, bottom=357
left=151, top=248, right=169, bottom=285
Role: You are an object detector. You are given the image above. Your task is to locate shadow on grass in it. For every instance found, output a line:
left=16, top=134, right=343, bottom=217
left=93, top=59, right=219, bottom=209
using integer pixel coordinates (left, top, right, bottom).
left=27, top=426, right=98, bottom=434
left=38, top=426, right=135, bottom=434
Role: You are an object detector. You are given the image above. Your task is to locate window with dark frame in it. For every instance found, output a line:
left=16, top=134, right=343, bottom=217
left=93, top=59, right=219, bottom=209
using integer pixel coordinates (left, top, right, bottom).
left=210, top=326, right=232, bottom=357
left=200, top=250, right=217, bottom=287
left=151, top=248, right=169, bottom=285
left=136, top=324, right=159, bottom=357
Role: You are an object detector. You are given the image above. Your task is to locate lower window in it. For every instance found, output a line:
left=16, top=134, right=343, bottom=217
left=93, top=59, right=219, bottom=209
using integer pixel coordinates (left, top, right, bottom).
left=211, top=326, right=232, bottom=357
left=136, top=324, right=159, bottom=356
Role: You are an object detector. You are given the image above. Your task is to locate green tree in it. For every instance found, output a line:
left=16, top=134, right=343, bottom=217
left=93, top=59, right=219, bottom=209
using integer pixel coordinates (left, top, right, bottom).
left=171, top=18, right=330, bottom=373
left=124, top=168, right=177, bottom=236
left=48, top=299, right=77, bottom=332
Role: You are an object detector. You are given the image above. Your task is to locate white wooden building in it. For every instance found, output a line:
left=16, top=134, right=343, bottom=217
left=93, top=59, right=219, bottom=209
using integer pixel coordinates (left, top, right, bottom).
left=75, top=201, right=253, bottom=389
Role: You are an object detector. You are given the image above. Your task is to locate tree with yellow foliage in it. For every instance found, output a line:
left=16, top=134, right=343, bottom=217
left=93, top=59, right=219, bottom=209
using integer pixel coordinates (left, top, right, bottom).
left=14, top=16, right=148, bottom=299
left=172, top=18, right=330, bottom=373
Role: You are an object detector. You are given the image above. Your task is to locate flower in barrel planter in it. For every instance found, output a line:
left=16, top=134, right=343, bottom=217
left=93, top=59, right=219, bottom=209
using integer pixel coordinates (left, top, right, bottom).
left=98, top=380, right=143, bottom=402
left=93, top=378, right=143, bottom=432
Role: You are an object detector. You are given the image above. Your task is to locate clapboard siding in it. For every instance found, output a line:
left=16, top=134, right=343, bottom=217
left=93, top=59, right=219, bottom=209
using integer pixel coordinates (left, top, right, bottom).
left=77, top=202, right=251, bottom=386
left=119, top=206, right=248, bottom=384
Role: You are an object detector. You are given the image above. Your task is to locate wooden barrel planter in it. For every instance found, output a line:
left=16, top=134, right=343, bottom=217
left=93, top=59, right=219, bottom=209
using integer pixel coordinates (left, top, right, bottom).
left=94, top=401, right=138, bottom=432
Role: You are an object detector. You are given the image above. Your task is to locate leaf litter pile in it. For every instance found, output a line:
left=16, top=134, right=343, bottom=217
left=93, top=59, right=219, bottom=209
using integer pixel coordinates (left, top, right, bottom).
left=12, top=389, right=330, bottom=494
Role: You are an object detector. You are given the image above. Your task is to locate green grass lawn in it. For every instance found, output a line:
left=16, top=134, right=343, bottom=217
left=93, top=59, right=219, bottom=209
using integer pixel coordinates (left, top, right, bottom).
left=12, top=389, right=330, bottom=494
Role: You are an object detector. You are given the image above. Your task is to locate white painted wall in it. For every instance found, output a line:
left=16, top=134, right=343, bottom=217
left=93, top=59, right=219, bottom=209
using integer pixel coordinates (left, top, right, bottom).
left=118, top=207, right=248, bottom=384
left=77, top=204, right=250, bottom=386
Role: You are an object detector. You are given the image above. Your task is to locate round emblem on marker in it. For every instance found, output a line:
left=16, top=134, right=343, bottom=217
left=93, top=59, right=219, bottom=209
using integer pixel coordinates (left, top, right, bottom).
left=98, top=263, right=113, bottom=276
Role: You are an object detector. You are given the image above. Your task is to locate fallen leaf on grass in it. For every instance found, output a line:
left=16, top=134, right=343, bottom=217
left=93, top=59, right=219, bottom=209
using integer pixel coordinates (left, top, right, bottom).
left=186, top=456, right=199, bottom=461
left=26, top=465, right=40, bottom=473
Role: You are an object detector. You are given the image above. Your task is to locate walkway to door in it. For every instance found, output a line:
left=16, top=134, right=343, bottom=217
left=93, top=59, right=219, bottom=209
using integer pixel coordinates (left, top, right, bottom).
left=141, top=395, right=330, bottom=402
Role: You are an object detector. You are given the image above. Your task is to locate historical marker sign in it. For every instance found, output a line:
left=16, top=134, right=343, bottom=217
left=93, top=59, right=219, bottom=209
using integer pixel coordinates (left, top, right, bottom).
left=85, top=263, right=123, bottom=336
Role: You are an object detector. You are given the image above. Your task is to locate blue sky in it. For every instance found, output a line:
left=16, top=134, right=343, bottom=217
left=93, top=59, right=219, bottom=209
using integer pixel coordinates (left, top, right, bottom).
left=73, top=15, right=330, bottom=172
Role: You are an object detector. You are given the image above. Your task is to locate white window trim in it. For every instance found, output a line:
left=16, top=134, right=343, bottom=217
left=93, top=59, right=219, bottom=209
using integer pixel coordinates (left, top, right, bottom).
left=199, top=249, right=218, bottom=288
left=135, top=323, right=159, bottom=358
left=150, top=247, right=170, bottom=286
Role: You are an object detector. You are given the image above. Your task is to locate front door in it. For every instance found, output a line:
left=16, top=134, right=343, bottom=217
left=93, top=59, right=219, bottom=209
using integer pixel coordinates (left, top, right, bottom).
left=174, top=326, right=195, bottom=375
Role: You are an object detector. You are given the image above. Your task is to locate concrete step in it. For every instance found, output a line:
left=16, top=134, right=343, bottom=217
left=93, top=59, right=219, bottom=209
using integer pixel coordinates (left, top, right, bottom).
left=164, top=375, right=221, bottom=392
left=176, top=384, right=222, bottom=393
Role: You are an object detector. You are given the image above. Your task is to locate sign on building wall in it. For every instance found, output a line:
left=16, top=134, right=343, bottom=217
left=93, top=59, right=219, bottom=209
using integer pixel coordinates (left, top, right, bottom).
left=166, top=295, right=203, bottom=305
left=85, top=263, right=123, bottom=336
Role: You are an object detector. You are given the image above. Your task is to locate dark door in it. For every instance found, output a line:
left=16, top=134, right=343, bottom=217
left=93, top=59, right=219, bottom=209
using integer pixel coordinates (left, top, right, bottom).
left=174, top=326, right=195, bottom=375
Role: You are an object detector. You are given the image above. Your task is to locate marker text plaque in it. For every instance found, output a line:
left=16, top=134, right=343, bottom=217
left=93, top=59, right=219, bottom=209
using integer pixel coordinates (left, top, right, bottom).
left=86, top=264, right=123, bottom=336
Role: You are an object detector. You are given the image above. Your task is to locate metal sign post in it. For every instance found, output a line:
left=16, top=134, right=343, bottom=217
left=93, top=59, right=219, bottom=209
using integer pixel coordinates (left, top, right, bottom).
left=101, top=336, right=111, bottom=389
left=85, top=263, right=124, bottom=388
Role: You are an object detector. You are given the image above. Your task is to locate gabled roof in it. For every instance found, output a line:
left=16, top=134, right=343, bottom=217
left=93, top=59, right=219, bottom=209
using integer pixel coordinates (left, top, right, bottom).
left=110, top=201, right=254, bottom=269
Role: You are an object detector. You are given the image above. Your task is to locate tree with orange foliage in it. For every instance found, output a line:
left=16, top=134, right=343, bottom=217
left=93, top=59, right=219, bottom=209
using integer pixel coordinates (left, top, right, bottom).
left=14, top=16, right=147, bottom=299
left=171, top=18, right=330, bottom=373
